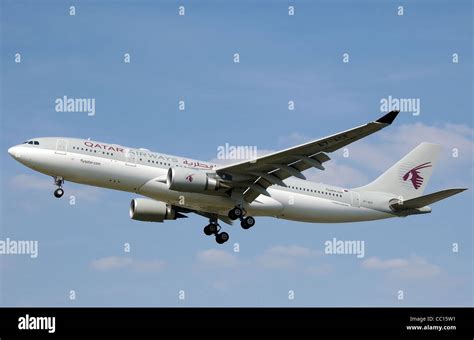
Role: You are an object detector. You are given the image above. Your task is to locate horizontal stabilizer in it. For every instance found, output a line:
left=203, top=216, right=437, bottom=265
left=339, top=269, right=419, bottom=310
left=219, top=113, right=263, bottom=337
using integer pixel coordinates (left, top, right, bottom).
left=390, top=188, right=467, bottom=211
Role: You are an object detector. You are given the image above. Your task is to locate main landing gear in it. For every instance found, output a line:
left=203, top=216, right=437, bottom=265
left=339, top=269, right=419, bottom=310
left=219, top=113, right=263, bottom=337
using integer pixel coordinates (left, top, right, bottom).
left=202, top=207, right=255, bottom=245
left=53, top=176, right=64, bottom=198
left=228, top=206, right=256, bottom=230
left=203, top=217, right=229, bottom=244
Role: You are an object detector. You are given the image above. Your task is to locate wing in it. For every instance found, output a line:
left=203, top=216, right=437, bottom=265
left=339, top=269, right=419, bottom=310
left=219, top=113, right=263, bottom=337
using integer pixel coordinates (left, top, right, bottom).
left=215, top=111, right=400, bottom=202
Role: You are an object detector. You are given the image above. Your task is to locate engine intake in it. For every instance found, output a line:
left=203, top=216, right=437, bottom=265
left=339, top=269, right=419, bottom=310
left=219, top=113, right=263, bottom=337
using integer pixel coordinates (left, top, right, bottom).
left=166, top=168, right=226, bottom=193
left=129, top=198, right=184, bottom=222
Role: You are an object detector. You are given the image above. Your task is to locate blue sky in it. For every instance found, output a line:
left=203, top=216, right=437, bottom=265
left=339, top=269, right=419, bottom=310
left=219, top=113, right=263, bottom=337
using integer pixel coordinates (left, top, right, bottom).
left=1, top=0, right=472, bottom=306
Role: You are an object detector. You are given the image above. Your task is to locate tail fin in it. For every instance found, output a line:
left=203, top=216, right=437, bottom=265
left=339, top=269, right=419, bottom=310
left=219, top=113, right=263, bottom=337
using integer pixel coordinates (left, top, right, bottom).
left=357, top=143, right=442, bottom=200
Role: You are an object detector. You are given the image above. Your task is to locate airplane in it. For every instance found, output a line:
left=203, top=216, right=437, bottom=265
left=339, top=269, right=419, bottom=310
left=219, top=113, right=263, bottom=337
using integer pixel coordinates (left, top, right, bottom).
left=7, top=111, right=467, bottom=244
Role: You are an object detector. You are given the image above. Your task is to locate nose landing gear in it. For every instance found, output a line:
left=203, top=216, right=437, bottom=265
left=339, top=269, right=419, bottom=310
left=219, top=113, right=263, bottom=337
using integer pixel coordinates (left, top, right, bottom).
left=54, top=188, right=64, bottom=198
left=53, top=176, right=64, bottom=198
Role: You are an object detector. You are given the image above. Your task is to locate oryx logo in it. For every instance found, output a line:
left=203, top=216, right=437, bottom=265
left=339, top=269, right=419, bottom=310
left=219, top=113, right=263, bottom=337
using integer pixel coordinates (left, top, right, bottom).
left=185, top=174, right=194, bottom=183
left=402, top=162, right=432, bottom=189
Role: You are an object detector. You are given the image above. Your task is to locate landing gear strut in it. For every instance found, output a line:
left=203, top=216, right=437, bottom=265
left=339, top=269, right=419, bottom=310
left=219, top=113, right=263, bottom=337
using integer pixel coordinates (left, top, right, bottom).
left=203, top=217, right=229, bottom=244
left=228, top=206, right=256, bottom=230
left=53, top=176, right=64, bottom=198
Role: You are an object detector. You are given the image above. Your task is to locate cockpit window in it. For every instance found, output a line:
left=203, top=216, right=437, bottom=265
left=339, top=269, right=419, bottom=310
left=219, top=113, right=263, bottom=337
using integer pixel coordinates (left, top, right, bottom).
left=25, top=140, right=40, bottom=145
left=28, top=141, right=33, bottom=144
left=34, top=141, right=39, bottom=145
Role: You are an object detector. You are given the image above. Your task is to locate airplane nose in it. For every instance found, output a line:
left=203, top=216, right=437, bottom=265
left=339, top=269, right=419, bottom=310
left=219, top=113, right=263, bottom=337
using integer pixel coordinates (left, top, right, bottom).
left=8, top=146, right=19, bottom=158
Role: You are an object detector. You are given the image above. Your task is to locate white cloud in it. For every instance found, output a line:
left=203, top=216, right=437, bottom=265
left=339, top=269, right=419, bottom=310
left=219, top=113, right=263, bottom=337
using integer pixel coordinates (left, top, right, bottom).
left=194, top=245, right=329, bottom=278
left=91, top=256, right=166, bottom=273
left=192, top=245, right=330, bottom=294
left=281, top=122, right=473, bottom=188
left=388, top=122, right=473, bottom=147
left=348, top=122, right=473, bottom=171
left=257, top=245, right=320, bottom=270
left=263, top=245, right=316, bottom=258
left=362, top=257, right=409, bottom=269
left=306, top=264, right=332, bottom=276
left=196, top=249, right=239, bottom=268
left=362, top=255, right=441, bottom=280
left=306, top=161, right=370, bottom=188
left=91, top=256, right=132, bottom=270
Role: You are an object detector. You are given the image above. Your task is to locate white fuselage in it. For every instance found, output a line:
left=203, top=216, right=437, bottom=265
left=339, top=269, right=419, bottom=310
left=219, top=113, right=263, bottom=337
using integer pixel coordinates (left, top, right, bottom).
left=8, top=137, right=397, bottom=223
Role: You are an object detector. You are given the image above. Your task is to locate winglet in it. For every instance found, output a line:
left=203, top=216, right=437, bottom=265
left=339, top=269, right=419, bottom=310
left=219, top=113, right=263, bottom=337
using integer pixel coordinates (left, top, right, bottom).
left=376, top=110, right=400, bottom=125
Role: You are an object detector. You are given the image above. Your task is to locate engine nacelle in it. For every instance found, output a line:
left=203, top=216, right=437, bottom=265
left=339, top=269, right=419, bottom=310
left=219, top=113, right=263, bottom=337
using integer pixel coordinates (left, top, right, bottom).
left=166, top=168, right=225, bottom=193
left=129, top=198, right=181, bottom=222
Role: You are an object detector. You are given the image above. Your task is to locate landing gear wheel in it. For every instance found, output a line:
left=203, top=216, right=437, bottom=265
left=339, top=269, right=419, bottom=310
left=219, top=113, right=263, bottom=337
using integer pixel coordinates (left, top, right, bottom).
left=203, top=223, right=218, bottom=236
left=228, top=210, right=237, bottom=220
left=241, top=216, right=255, bottom=229
left=228, top=207, right=243, bottom=220
left=215, top=232, right=229, bottom=244
left=54, top=188, right=64, bottom=198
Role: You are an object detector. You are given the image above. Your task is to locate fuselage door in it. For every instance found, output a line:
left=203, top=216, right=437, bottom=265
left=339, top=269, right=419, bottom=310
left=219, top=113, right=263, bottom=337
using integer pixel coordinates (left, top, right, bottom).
left=350, top=191, right=361, bottom=207
left=55, top=139, right=68, bottom=155
left=125, top=149, right=137, bottom=167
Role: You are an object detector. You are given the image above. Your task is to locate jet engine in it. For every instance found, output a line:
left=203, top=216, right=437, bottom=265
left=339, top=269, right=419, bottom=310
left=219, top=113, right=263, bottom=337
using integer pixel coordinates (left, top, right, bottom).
left=129, top=198, right=185, bottom=222
left=166, top=168, right=228, bottom=193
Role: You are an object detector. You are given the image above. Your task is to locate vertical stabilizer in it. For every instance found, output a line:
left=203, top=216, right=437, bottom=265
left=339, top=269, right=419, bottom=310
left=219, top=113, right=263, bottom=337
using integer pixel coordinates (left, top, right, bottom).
left=357, top=143, right=442, bottom=200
